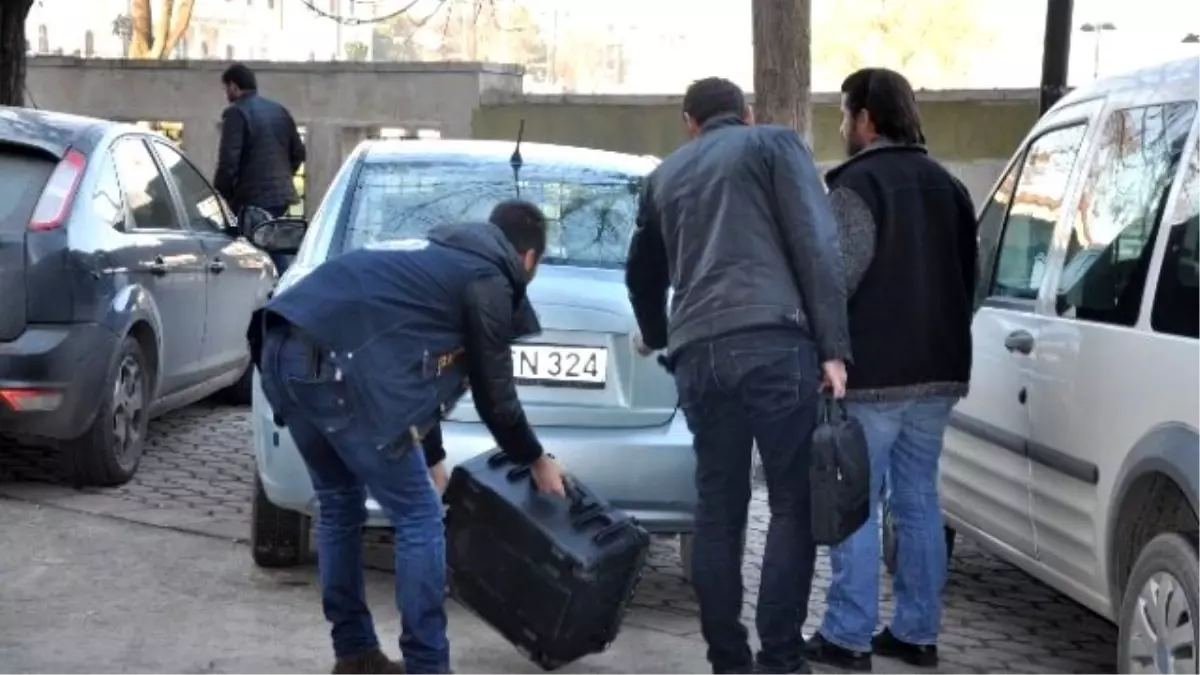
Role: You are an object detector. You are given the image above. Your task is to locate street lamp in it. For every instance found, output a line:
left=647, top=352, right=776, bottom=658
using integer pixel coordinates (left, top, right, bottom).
left=1080, top=21, right=1117, bottom=80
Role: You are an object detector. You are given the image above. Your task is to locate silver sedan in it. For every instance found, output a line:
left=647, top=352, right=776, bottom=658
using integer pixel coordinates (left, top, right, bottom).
left=249, top=139, right=697, bottom=569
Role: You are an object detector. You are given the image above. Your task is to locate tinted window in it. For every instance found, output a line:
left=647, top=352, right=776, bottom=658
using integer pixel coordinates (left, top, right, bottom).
left=1057, top=103, right=1196, bottom=325
left=153, top=142, right=228, bottom=234
left=112, top=138, right=180, bottom=231
left=1152, top=135, right=1200, bottom=339
left=989, top=124, right=1088, bottom=300
left=343, top=157, right=647, bottom=269
left=0, top=145, right=54, bottom=233
left=90, top=154, right=126, bottom=230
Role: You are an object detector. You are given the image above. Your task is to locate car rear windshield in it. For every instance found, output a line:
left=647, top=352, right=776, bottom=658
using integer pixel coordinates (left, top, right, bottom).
left=0, top=144, right=55, bottom=232
left=342, top=156, right=647, bottom=269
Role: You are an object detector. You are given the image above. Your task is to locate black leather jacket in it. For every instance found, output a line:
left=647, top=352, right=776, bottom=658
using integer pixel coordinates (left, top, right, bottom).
left=214, top=91, right=305, bottom=214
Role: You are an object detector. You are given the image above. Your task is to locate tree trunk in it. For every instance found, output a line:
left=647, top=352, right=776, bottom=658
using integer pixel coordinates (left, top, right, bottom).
left=160, top=0, right=195, bottom=59
left=145, top=0, right=175, bottom=59
left=0, top=0, right=34, bottom=106
left=130, top=0, right=153, bottom=58
left=751, top=0, right=813, bottom=141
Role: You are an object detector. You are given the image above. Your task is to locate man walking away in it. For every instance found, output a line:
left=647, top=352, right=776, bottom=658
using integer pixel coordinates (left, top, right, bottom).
left=215, top=63, right=306, bottom=221
left=256, top=200, right=566, bottom=674
left=626, top=77, right=851, bottom=675
left=804, top=68, right=977, bottom=673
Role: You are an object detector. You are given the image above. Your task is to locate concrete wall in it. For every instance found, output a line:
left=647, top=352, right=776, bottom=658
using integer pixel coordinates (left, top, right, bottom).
left=25, top=58, right=1038, bottom=211
left=472, top=90, right=1040, bottom=203
left=26, top=57, right=524, bottom=212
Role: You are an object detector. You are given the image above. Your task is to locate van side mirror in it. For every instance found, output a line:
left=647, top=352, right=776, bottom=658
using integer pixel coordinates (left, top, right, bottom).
left=250, top=217, right=309, bottom=255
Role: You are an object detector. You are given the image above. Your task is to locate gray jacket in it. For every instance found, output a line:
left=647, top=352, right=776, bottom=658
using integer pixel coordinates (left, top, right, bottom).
left=625, top=115, right=852, bottom=362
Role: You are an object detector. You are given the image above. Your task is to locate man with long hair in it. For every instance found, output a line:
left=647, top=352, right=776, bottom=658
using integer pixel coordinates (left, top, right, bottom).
left=805, top=67, right=978, bottom=673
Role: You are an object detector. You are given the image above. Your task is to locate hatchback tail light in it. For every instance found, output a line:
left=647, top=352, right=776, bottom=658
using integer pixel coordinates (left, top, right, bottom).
left=28, top=148, right=87, bottom=232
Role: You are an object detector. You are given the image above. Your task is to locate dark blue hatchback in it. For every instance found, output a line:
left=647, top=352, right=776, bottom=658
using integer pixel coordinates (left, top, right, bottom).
left=0, top=107, right=277, bottom=486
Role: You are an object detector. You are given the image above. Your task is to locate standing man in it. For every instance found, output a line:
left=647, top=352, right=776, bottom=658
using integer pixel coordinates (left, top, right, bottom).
left=255, top=200, right=566, bottom=674
left=626, top=77, right=851, bottom=675
left=214, top=63, right=306, bottom=221
left=803, top=68, right=977, bottom=672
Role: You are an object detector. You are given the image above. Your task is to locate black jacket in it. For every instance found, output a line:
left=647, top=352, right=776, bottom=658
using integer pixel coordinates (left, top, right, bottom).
left=626, top=115, right=851, bottom=362
left=258, top=222, right=544, bottom=465
left=825, top=143, right=977, bottom=400
left=215, top=91, right=305, bottom=214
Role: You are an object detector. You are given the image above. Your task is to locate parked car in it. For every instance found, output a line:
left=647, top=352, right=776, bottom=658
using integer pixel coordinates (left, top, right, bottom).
left=250, top=139, right=699, bottom=568
left=0, top=107, right=277, bottom=487
left=913, top=57, right=1198, bottom=673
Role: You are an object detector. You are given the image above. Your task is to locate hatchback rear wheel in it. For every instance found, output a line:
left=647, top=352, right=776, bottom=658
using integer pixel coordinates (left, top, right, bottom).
left=61, top=336, right=150, bottom=487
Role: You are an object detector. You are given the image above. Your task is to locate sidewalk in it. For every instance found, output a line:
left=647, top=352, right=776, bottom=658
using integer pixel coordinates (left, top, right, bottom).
left=0, top=499, right=707, bottom=674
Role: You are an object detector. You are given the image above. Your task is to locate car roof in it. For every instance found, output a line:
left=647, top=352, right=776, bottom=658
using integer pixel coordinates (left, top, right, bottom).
left=361, top=139, right=659, bottom=175
left=1052, top=56, right=1199, bottom=111
left=0, top=106, right=119, bottom=157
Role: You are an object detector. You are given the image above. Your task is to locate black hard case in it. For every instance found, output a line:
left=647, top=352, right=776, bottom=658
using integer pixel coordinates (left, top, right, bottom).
left=443, top=450, right=651, bottom=670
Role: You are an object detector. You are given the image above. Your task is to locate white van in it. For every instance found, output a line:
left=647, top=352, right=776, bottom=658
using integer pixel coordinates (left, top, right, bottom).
left=940, top=57, right=1199, bottom=673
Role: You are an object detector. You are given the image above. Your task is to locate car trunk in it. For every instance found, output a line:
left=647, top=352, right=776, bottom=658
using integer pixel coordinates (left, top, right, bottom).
left=0, top=144, right=57, bottom=342
left=445, top=265, right=678, bottom=429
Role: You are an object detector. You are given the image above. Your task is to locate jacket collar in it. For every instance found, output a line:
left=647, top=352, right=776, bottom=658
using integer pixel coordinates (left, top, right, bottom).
left=426, top=222, right=529, bottom=295
left=699, top=113, right=747, bottom=134
left=825, top=138, right=928, bottom=183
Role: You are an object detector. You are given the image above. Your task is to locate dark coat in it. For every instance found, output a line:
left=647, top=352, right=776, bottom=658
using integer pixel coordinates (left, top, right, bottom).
left=214, top=91, right=305, bottom=214
left=259, top=223, right=545, bottom=464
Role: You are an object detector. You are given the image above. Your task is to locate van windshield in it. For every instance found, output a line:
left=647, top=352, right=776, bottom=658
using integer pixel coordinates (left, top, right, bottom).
left=342, top=157, right=647, bottom=269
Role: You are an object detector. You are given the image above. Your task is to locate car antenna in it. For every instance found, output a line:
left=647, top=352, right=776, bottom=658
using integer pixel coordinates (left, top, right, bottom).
left=510, top=118, right=525, bottom=198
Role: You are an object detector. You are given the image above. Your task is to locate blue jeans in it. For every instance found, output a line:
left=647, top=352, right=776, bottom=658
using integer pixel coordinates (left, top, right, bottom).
left=818, top=396, right=957, bottom=653
left=673, top=329, right=821, bottom=674
left=260, top=327, right=450, bottom=673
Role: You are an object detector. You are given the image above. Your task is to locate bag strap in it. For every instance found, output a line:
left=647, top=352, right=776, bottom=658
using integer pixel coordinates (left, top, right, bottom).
left=819, top=395, right=848, bottom=424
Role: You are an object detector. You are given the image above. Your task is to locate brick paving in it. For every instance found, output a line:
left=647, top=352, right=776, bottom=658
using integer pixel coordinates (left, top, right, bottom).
left=0, top=402, right=1117, bottom=673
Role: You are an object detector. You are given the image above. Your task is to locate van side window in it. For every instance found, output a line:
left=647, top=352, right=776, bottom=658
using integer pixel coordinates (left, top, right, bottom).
left=1056, top=102, right=1196, bottom=325
left=1152, top=137, right=1200, bottom=339
left=987, top=124, right=1087, bottom=301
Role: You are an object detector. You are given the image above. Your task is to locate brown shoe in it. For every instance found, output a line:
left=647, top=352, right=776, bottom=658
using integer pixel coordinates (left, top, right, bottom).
left=332, top=649, right=405, bottom=674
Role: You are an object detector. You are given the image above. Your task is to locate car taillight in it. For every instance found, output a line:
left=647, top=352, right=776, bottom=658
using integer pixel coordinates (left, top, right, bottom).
left=28, top=148, right=87, bottom=232
left=0, top=388, right=63, bottom=412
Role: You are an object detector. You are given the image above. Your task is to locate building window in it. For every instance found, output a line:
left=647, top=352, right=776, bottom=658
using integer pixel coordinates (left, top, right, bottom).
left=175, top=36, right=188, bottom=58
left=84, top=30, right=94, bottom=57
left=225, top=44, right=234, bottom=59
left=201, top=41, right=210, bottom=58
left=37, top=24, right=48, bottom=53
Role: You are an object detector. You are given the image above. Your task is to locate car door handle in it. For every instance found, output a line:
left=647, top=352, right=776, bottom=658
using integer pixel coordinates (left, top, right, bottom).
left=1004, top=329, right=1036, bottom=355
left=208, top=259, right=226, bottom=274
left=147, top=257, right=168, bottom=276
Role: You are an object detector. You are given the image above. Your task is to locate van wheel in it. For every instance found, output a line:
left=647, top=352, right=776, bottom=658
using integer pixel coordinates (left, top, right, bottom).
left=218, top=364, right=253, bottom=406
left=882, top=503, right=956, bottom=576
left=251, top=473, right=311, bottom=568
left=1118, top=533, right=1199, bottom=674
left=61, top=336, right=150, bottom=487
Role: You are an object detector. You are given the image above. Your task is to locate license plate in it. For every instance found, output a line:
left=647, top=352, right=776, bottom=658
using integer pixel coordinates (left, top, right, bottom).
left=512, top=344, right=607, bottom=389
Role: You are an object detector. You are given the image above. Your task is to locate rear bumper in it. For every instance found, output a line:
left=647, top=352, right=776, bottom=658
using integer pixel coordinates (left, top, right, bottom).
left=0, top=323, right=117, bottom=441
left=252, top=374, right=697, bottom=534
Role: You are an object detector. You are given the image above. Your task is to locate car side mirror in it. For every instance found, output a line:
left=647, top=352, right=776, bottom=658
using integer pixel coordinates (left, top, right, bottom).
left=250, top=217, right=309, bottom=255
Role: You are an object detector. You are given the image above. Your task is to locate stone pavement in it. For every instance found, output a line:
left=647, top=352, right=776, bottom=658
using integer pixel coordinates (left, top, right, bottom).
left=1, top=402, right=1118, bottom=673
